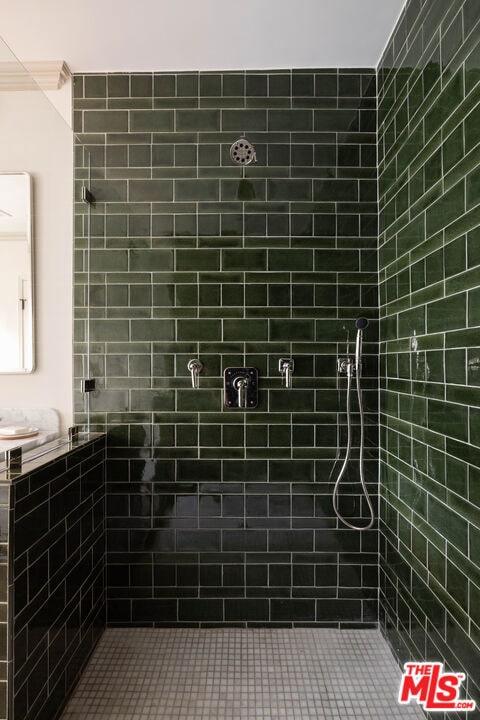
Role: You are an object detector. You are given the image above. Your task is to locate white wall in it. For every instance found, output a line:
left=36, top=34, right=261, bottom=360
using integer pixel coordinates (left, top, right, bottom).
left=0, top=88, right=73, bottom=431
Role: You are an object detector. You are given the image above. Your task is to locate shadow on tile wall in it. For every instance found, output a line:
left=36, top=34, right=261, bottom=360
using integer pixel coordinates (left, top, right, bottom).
left=378, top=0, right=480, bottom=714
left=73, top=69, right=379, bottom=626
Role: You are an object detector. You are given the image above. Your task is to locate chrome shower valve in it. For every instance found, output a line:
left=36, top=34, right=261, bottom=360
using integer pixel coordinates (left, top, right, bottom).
left=187, top=359, right=203, bottom=388
left=279, top=358, right=294, bottom=388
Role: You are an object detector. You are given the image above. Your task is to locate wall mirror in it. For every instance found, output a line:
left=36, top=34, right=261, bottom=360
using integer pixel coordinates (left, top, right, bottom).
left=0, top=171, right=33, bottom=373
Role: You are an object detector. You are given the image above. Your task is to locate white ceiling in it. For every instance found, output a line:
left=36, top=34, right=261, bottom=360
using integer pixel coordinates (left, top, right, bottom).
left=2, top=0, right=407, bottom=73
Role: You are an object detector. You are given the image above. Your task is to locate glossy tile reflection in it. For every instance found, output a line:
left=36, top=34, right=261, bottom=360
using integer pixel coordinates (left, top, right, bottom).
left=74, top=69, right=379, bottom=627
left=378, top=0, right=480, bottom=715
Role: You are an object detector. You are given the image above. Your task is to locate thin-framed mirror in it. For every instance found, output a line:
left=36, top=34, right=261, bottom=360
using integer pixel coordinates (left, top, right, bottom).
left=0, top=171, right=34, bottom=373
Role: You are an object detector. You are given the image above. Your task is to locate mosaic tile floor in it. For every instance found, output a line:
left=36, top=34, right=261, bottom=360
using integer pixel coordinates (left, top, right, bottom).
left=61, top=628, right=425, bottom=719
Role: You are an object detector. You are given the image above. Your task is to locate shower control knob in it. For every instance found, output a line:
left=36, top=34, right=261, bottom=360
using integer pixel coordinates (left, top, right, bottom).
left=337, top=357, right=355, bottom=376
left=224, top=367, right=258, bottom=408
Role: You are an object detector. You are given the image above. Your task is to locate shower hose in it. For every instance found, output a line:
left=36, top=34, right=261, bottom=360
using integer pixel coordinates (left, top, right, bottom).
left=332, top=359, right=375, bottom=531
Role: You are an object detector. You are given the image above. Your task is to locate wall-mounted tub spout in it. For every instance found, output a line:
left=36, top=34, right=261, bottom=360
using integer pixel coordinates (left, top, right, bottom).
left=279, top=358, right=294, bottom=388
left=187, top=359, right=203, bottom=388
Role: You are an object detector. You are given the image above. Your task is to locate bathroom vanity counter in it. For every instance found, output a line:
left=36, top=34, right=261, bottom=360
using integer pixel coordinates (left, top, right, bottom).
left=0, top=407, right=60, bottom=463
left=0, top=432, right=106, bottom=720
left=0, top=429, right=58, bottom=459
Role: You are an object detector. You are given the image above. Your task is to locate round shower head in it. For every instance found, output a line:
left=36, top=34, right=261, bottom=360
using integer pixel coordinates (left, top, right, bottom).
left=355, top=317, right=369, bottom=330
left=230, top=138, right=256, bottom=166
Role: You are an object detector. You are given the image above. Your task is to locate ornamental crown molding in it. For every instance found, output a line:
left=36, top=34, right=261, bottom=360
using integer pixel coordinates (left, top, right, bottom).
left=0, top=60, right=71, bottom=91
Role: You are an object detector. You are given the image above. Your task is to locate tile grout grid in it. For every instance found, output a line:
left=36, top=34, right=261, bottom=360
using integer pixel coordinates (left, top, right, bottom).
left=61, top=628, right=424, bottom=719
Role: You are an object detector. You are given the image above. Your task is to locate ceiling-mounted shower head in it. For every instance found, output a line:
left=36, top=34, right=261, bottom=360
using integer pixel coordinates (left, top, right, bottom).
left=230, top=138, right=256, bottom=166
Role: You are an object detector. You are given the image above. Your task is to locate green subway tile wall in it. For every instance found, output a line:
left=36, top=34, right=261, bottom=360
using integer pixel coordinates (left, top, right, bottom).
left=378, top=0, right=480, bottom=715
left=73, top=69, right=378, bottom=626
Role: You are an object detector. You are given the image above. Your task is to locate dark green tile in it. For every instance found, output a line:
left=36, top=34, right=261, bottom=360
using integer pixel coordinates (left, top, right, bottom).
left=152, top=215, right=174, bottom=236
left=84, top=75, right=107, bottom=98
left=129, top=180, right=173, bottom=201
left=174, top=144, right=197, bottom=167
left=267, top=179, right=312, bottom=201
left=223, top=73, right=245, bottom=96
left=268, top=249, right=313, bottom=271
left=314, top=108, right=358, bottom=131
left=222, top=110, right=267, bottom=131
left=269, top=320, right=315, bottom=341
left=470, top=407, right=480, bottom=446
left=427, top=293, right=467, bottom=333
left=442, top=124, right=464, bottom=173
left=152, top=145, right=174, bottom=166
left=426, top=181, right=465, bottom=237
left=131, top=75, right=153, bottom=97
left=90, top=319, right=129, bottom=341
left=221, top=214, right=243, bottom=236
left=246, top=74, right=268, bottom=96
left=269, top=284, right=290, bottom=306
left=469, top=286, right=480, bottom=326
left=84, top=110, right=128, bottom=132
left=269, top=74, right=291, bottom=96
left=222, top=249, right=267, bottom=271
left=444, top=235, right=466, bottom=277
left=108, top=75, right=130, bottom=97
left=90, top=250, right=128, bottom=272
left=199, top=285, right=220, bottom=306
left=153, top=74, right=175, bottom=96
left=130, top=389, right=175, bottom=411
left=445, top=455, right=468, bottom=497
left=198, top=145, right=220, bottom=167
left=177, top=390, right=220, bottom=412
left=176, top=74, right=198, bottom=97
left=315, top=249, right=359, bottom=271
left=175, top=180, right=219, bottom=201
left=223, top=320, right=268, bottom=341
left=467, top=227, right=480, bottom=267
left=176, top=110, right=220, bottom=131
left=428, top=399, right=468, bottom=442
left=176, top=250, right=220, bottom=271
left=131, top=320, right=175, bottom=341
left=175, top=284, right=198, bottom=307
left=222, top=284, right=244, bottom=306
left=177, top=320, right=221, bottom=341
left=130, top=249, right=173, bottom=271
left=268, top=110, right=313, bottom=131
left=129, top=110, right=174, bottom=131
left=199, top=74, right=222, bottom=96
left=314, top=179, right=358, bottom=202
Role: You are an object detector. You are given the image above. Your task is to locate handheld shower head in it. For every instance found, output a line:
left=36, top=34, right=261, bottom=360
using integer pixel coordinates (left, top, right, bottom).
left=355, top=317, right=369, bottom=330
left=355, top=317, right=368, bottom=370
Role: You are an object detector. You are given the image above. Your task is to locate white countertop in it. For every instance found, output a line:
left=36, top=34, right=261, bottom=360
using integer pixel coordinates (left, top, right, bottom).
left=0, top=429, right=59, bottom=459
left=0, top=408, right=60, bottom=461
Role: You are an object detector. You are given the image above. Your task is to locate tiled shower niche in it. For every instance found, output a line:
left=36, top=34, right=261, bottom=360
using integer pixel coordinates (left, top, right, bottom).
left=73, top=69, right=379, bottom=626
